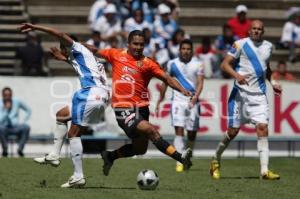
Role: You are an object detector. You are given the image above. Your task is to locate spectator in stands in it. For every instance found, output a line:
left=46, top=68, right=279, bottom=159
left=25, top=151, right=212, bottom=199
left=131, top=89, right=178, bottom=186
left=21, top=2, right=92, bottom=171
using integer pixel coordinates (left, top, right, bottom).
left=143, top=28, right=170, bottom=67
left=123, top=9, right=153, bottom=37
left=93, top=4, right=123, bottom=46
left=153, top=3, right=178, bottom=47
left=162, top=0, right=180, bottom=20
left=280, top=10, right=300, bottom=62
left=195, top=36, right=220, bottom=78
left=0, top=87, right=31, bottom=157
left=15, top=32, right=46, bottom=76
left=131, top=0, right=157, bottom=23
left=168, top=28, right=186, bottom=59
left=271, top=60, right=296, bottom=81
left=215, top=24, right=239, bottom=78
left=88, top=0, right=114, bottom=30
left=227, top=5, right=251, bottom=38
left=86, top=31, right=106, bottom=49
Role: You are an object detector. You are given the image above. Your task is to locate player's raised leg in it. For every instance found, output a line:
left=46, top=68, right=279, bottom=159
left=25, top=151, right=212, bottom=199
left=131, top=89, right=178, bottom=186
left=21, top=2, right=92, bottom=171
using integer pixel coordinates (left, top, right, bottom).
left=101, top=134, right=148, bottom=176
left=137, top=120, right=192, bottom=169
left=34, top=106, right=70, bottom=166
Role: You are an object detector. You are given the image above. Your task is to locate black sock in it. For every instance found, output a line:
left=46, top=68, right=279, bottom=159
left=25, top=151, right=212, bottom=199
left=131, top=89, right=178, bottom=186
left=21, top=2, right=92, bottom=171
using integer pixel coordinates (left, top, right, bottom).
left=109, top=144, right=135, bottom=161
left=152, top=137, right=182, bottom=162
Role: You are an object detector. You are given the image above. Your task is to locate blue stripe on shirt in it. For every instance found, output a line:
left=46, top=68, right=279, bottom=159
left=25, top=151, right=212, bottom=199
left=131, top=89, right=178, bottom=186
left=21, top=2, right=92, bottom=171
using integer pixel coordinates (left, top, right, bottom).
left=72, top=51, right=96, bottom=88
left=242, top=42, right=266, bottom=93
left=170, top=62, right=196, bottom=93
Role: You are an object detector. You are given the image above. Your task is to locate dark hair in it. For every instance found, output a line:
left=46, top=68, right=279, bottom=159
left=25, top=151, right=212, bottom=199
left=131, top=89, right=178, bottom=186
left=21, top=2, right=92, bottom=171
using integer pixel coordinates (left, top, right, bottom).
left=133, top=9, right=144, bottom=19
left=223, top=24, right=232, bottom=31
left=278, top=60, right=286, bottom=65
left=172, top=28, right=185, bottom=44
left=128, top=30, right=145, bottom=43
left=179, top=39, right=193, bottom=50
left=2, top=87, right=12, bottom=94
left=69, top=34, right=79, bottom=42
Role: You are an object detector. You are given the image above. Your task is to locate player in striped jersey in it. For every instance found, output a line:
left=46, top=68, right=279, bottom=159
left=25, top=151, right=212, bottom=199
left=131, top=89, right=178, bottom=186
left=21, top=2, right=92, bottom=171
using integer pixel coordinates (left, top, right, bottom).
left=19, top=23, right=109, bottom=188
left=156, top=39, right=204, bottom=172
left=210, top=20, right=282, bottom=180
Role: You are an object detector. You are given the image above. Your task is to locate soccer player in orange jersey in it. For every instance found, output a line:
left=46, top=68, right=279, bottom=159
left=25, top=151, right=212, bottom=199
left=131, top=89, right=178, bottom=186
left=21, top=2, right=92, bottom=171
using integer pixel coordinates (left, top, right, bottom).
left=86, top=30, right=193, bottom=175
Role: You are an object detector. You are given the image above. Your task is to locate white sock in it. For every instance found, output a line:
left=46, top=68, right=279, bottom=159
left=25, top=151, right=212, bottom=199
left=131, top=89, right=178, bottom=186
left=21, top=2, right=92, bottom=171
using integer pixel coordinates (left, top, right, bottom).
left=214, top=133, right=231, bottom=162
left=174, top=135, right=185, bottom=153
left=257, top=137, right=269, bottom=175
left=51, top=121, right=67, bottom=156
left=69, top=137, right=83, bottom=179
left=174, top=135, right=185, bottom=165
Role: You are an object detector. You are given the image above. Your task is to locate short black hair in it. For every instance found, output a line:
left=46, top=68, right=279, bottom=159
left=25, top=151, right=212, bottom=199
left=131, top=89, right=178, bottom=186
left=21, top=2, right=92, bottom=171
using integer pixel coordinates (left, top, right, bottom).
left=179, top=39, right=193, bottom=50
left=128, top=30, right=145, bottom=43
left=2, top=87, right=12, bottom=94
left=69, top=34, right=79, bottom=42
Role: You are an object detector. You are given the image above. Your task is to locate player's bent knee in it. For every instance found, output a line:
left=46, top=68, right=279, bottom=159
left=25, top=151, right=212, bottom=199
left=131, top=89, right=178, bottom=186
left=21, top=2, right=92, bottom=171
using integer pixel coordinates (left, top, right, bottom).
left=135, top=148, right=147, bottom=155
left=256, top=123, right=268, bottom=136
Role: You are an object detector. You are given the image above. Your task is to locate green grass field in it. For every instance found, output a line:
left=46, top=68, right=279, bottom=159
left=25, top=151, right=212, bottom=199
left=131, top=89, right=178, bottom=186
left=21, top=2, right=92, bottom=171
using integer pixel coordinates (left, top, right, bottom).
left=0, top=158, right=299, bottom=199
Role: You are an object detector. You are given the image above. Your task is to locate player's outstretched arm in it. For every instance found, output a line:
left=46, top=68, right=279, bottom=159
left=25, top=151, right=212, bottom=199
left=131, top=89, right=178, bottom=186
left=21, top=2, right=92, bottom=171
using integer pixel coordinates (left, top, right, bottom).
left=159, top=73, right=192, bottom=97
left=50, top=47, right=68, bottom=62
left=155, top=82, right=168, bottom=114
left=18, top=23, right=73, bottom=47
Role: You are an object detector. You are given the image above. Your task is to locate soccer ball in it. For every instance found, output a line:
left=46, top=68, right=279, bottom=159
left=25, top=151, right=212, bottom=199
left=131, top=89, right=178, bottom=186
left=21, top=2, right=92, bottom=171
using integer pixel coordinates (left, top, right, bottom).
left=137, top=169, right=159, bottom=190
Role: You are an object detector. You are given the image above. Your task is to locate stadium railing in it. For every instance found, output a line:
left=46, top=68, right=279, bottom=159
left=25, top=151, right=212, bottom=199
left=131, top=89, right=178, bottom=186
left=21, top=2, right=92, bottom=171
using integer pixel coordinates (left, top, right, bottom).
left=6, top=134, right=300, bottom=157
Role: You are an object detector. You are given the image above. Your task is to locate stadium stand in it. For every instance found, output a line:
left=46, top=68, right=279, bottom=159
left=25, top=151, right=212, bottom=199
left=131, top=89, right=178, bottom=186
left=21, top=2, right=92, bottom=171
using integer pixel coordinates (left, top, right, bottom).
left=0, top=0, right=28, bottom=75
left=0, top=1, right=288, bottom=76
left=0, top=0, right=299, bottom=76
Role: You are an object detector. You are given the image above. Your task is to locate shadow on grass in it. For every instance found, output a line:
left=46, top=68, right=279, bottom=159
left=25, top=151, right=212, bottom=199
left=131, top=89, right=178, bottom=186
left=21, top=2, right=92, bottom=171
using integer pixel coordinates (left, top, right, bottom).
left=221, top=176, right=259, bottom=180
left=85, top=186, right=136, bottom=190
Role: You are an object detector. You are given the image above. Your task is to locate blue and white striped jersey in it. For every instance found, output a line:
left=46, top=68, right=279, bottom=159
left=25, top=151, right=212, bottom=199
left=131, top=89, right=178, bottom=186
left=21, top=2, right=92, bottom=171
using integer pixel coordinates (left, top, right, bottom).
left=68, top=41, right=108, bottom=89
left=166, top=57, right=204, bottom=101
left=228, top=37, right=273, bottom=94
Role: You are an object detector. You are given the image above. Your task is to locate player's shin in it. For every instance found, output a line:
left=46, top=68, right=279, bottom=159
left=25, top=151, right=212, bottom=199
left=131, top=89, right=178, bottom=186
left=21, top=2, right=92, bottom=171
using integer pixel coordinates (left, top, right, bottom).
left=69, top=137, right=83, bottom=178
left=52, top=121, right=67, bottom=156
left=214, top=132, right=231, bottom=162
left=110, top=144, right=135, bottom=161
left=257, top=137, right=269, bottom=175
left=153, top=137, right=183, bottom=162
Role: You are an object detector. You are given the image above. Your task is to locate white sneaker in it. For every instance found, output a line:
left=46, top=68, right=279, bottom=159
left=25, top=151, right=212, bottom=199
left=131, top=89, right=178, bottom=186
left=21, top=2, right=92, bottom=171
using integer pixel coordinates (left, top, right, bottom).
left=181, top=148, right=192, bottom=170
left=34, top=154, right=60, bottom=167
left=61, top=175, right=86, bottom=188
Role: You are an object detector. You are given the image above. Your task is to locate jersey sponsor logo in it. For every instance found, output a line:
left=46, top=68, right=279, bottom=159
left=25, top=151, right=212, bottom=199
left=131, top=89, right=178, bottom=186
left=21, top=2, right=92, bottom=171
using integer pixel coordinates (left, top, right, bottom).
left=122, top=66, right=137, bottom=74
left=136, top=61, right=143, bottom=67
left=120, top=74, right=135, bottom=83
left=124, top=113, right=136, bottom=125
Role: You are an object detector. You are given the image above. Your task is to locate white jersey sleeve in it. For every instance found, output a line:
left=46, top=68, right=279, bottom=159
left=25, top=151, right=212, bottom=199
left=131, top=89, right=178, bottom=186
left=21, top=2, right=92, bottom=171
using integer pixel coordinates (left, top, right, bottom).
left=227, top=40, right=242, bottom=59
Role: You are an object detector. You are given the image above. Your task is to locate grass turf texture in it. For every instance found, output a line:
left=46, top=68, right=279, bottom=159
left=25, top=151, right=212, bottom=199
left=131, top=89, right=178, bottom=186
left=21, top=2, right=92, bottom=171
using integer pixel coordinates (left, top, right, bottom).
left=0, top=158, right=299, bottom=199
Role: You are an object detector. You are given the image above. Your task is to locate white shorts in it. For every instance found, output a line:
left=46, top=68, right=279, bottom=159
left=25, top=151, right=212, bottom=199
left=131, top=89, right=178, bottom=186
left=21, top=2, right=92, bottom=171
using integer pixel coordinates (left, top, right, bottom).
left=228, top=87, right=269, bottom=128
left=171, top=100, right=200, bottom=131
left=71, top=87, right=109, bottom=126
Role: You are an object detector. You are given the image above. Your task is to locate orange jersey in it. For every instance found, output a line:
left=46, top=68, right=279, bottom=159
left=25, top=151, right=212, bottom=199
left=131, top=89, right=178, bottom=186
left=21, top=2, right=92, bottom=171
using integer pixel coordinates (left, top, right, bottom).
left=98, top=48, right=165, bottom=108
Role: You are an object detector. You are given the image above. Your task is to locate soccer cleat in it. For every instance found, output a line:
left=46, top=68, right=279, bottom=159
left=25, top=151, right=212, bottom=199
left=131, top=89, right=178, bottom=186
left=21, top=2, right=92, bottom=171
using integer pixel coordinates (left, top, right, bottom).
left=101, top=151, right=114, bottom=176
left=181, top=148, right=192, bottom=170
left=34, top=154, right=60, bottom=167
left=176, top=162, right=184, bottom=172
left=210, top=159, right=221, bottom=179
left=61, top=175, right=86, bottom=188
left=261, top=170, right=280, bottom=180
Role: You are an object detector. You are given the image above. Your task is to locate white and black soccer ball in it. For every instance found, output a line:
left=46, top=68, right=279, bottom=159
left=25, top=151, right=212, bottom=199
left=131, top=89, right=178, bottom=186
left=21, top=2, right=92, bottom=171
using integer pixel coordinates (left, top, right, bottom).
left=137, top=169, right=159, bottom=190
